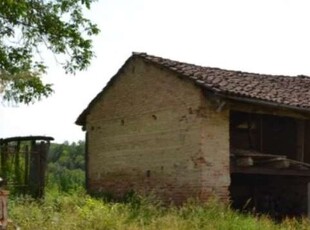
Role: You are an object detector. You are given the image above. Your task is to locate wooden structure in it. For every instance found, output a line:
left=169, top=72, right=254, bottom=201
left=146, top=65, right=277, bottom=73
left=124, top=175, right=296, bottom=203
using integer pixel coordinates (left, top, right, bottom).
left=0, top=136, right=53, bottom=198
left=76, top=52, right=310, bottom=216
left=231, top=149, right=310, bottom=175
left=229, top=111, right=310, bottom=217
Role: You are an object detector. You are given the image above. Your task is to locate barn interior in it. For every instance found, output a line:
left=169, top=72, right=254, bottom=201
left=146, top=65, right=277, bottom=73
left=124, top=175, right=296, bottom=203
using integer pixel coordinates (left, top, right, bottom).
left=229, top=110, right=310, bottom=217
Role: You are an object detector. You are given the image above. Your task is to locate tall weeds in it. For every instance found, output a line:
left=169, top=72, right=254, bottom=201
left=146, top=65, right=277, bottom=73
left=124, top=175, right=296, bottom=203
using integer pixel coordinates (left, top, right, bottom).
left=6, top=190, right=310, bottom=230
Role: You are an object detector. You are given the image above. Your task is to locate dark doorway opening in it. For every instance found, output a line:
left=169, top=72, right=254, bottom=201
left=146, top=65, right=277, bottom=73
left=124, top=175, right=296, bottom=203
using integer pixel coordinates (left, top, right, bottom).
left=230, top=111, right=310, bottom=217
left=230, top=173, right=310, bottom=217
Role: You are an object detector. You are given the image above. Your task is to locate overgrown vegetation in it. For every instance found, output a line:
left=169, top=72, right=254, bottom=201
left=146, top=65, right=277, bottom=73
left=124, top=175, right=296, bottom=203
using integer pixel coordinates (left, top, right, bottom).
left=7, top=191, right=310, bottom=230
left=4, top=141, right=310, bottom=229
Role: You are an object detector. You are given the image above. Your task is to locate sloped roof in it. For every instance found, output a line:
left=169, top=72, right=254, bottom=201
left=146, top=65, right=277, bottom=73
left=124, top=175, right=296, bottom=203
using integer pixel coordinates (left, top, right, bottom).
left=76, top=52, right=310, bottom=126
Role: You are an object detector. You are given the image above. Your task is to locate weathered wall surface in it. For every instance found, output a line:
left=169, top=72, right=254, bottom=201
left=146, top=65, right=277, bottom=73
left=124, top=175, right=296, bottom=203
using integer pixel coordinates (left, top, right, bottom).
left=86, top=58, right=230, bottom=203
left=200, top=100, right=230, bottom=201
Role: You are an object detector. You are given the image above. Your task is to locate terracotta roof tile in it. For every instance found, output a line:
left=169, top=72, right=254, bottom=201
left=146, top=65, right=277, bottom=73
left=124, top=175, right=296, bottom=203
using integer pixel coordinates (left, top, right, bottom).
left=134, top=52, right=310, bottom=110
left=76, top=52, right=310, bottom=126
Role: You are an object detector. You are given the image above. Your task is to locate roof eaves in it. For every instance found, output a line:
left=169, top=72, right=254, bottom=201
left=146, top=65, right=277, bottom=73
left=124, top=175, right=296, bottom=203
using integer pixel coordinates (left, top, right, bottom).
left=76, top=52, right=310, bottom=127
left=215, top=91, right=310, bottom=114
left=187, top=70, right=310, bottom=114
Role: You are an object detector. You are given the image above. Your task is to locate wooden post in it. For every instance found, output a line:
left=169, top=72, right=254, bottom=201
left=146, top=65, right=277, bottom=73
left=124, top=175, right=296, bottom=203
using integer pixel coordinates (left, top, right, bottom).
left=29, top=140, right=39, bottom=198
left=308, top=182, right=310, bottom=219
left=0, top=144, right=7, bottom=184
left=24, top=145, right=29, bottom=195
left=38, top=141, right=49, bottom=198
left=28, top=141, right=49, bottom=198
left=14, top=141, right=21, bottom=186
left=236, top=157, right=254, bottom=167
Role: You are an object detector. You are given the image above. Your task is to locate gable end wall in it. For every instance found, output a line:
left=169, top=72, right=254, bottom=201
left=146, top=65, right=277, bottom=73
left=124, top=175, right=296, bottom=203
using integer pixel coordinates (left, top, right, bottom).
left=85, top=58, right=230, bottom=203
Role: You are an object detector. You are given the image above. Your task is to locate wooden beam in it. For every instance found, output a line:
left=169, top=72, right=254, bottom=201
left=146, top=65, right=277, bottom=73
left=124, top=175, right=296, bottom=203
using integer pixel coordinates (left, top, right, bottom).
left=254, top=158, right=290, bottom=169
left=287, top=159, right=310, bottom=169
left=231, top=149, right=287, bottom=159
left=228, top=100, right=310, bottom=120
left=236, top=157, right=253, bottom=167
left=0, top=136, right=54, bottom=144
left=231, top=166, right=310, bottom=177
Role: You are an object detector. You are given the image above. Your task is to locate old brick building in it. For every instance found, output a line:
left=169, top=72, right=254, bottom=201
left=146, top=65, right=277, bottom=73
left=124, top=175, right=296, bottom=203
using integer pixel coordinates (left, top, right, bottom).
left=76, top=52, right=310, bottom=215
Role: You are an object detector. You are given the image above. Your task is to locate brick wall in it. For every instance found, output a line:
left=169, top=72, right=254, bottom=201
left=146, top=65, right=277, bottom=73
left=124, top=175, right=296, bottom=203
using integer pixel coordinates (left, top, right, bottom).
left=200, top=100, right=230, bottom=201
left=85, top=57, right=230, bottom=203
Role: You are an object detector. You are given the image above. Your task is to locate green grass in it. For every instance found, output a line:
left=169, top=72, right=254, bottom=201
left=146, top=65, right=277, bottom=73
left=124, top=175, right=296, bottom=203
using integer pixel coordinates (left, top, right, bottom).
left=7, top=190, right=310, bottom=230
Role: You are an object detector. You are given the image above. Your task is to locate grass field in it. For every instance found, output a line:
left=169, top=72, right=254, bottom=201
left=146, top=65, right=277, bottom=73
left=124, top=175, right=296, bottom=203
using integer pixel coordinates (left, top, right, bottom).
left=6, top=190, right=310, bottom=230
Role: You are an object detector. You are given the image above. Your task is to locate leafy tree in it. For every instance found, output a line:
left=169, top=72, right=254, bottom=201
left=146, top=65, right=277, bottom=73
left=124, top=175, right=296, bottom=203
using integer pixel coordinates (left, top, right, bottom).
left=47, top=141, right=85, bottom=192
left=48, top=140, right=85, bottom=170
left=0, top=0, right=100, bottom=103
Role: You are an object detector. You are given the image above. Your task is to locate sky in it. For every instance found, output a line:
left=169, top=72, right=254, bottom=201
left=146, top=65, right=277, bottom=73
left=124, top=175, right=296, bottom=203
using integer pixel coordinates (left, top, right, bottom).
left=2, top=0, right=310, bottom=143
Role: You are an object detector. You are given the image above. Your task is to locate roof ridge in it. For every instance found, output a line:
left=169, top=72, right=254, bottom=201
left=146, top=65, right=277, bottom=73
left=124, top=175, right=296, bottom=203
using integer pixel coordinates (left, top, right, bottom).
left=133, top=52, right=310, bottom=80
left=132, top=52, right=310, bottom=110
left=76, top=52, right=310, bottom=127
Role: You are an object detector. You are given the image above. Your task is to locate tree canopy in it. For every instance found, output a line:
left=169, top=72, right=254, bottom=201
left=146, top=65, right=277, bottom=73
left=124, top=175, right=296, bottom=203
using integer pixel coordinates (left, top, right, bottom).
left=0, top=0, right=99, bottom=104
left=48, top=141, right=85, bottom=192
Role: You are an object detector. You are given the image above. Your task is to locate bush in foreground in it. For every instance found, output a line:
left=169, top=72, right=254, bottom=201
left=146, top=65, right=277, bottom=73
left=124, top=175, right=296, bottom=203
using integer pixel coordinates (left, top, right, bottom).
left=7, top=191, right=310, bottom=230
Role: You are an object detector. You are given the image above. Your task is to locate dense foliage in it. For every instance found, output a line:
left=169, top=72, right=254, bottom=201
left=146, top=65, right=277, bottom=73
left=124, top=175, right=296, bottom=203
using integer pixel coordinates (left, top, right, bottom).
left=47, top=141, right=85, bottom=192
left=0, top=0, right=99, bottom=103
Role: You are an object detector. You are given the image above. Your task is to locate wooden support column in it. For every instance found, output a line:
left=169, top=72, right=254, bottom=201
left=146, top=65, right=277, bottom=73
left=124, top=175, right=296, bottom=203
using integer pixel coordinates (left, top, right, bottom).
left=29, top=141, right=49, bottom=198
left=29, top=140, right=38, bottom=198
left=14, top=141, right=21, bottom=186
left=307, top=182, right=310, bottom=218
left=0, top=144, right=8, bottom=184
left=24, top=145, right=29, bottom=195
left=38, top=141, right=49, bottom=198
left=297, top=120, right=305, bottom=162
